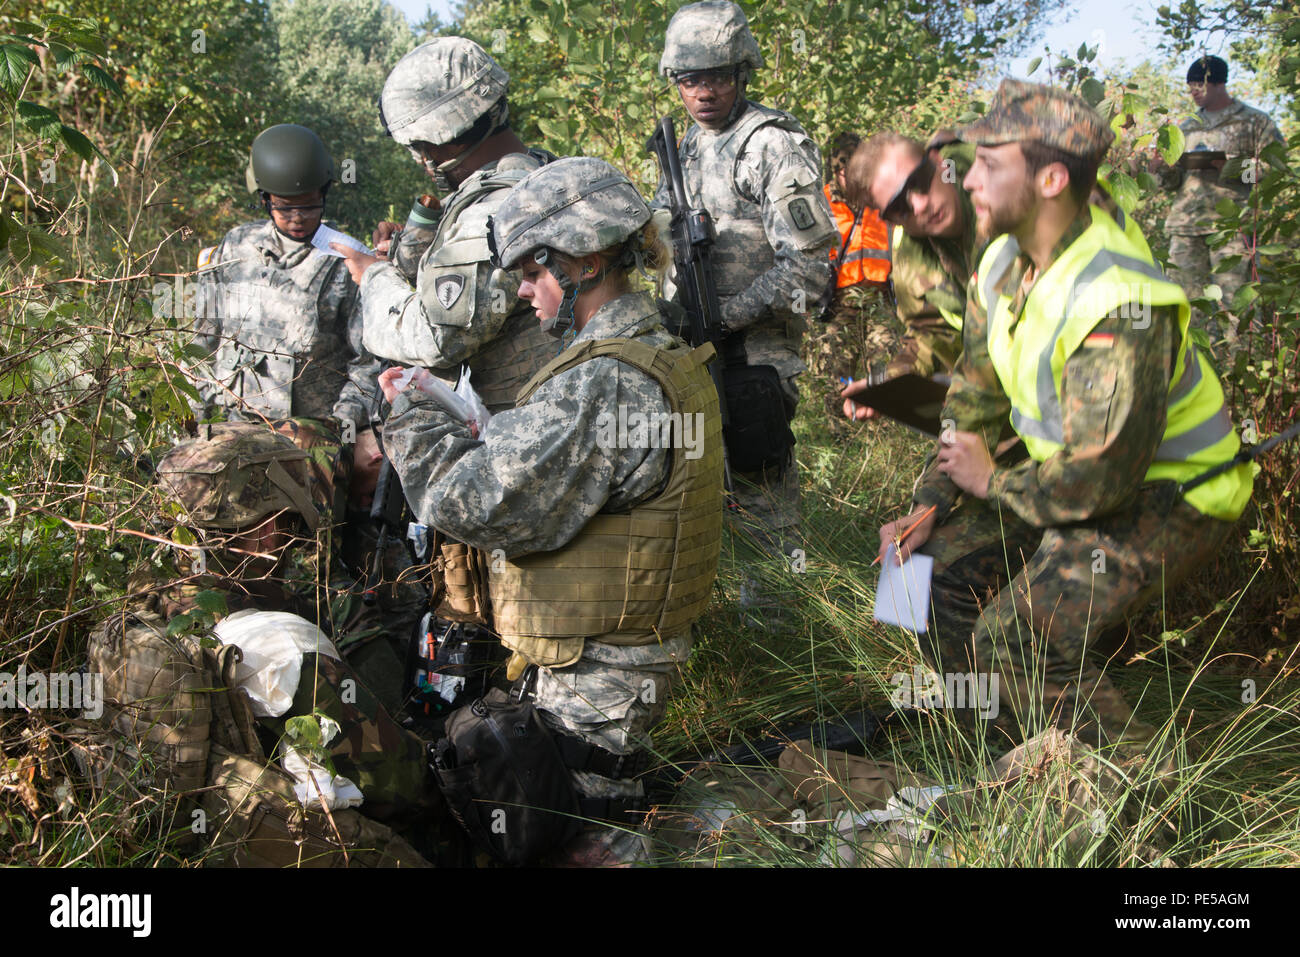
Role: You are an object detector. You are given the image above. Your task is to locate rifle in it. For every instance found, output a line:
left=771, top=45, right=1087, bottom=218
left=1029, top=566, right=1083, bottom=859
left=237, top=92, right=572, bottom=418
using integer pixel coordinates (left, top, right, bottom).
left=647, top=707, right=883, bottom=799
left=363, top=453, right=412, bottom=605
left=646, top=116, right=733, bottom=493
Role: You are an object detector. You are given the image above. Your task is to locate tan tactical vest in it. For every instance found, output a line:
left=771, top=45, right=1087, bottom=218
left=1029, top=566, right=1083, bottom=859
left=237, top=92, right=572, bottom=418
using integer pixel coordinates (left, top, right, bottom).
left=489, top=337, right=725, bottom=668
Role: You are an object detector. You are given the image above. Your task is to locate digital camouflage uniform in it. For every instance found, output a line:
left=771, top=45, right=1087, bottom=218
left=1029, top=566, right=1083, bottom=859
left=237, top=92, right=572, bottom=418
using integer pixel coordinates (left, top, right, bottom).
left=360, top=38, right=557, bottom=414
left=654, top=0, right=838, bottom=564
left=194, top=219, right=378, bottom=437
left=1161, top=99, right=1283, bottom=356
left=887, top=141, right=977, bottom=379
left=804, top=135, right=898, bottom=417
left=905, top=81, right=1252, bottom=751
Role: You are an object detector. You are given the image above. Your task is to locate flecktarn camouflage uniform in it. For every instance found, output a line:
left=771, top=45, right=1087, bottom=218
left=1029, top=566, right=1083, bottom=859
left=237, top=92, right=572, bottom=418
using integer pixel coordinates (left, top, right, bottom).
left=654, top=1, right=838, bottom=573
left=1162, top=99, right=1283, bottom=358
left=902, top=81, right=1253, bottom=751
left=81, top=424, right=441, bottom=866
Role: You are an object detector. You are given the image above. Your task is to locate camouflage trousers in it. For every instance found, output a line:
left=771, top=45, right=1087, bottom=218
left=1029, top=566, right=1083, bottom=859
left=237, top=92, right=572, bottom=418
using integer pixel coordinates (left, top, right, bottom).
left=1168, top=232, right=1253, bottom=362
left=533, top=631, right=692, bottom=865
left=728, top=368, right=802, bottom=570
left=260, top=652, right=437, bottom=825
left=804, top=284, right=899, bottom=416
left=915, top=486, right=1235, bottom=749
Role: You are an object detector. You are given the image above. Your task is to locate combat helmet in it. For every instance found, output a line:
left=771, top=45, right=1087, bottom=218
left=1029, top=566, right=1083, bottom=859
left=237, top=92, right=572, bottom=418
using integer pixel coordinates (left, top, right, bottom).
left=488, top=157, right=651, bottom=338
left=244, top=124, right=334, bottom=197
left=379, top=37, right=510, bottom=192
left=157, top=423, right=320, bottom=533
left=659, top=1, right=764, bottom=77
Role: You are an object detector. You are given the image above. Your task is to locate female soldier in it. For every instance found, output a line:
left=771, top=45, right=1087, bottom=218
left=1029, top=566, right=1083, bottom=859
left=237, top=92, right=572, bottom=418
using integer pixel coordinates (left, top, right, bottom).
left=378, top=157, right=724, bottom=865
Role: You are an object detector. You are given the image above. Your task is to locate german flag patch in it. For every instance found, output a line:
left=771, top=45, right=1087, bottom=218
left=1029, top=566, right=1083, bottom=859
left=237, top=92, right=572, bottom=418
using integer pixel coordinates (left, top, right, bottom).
left=1083, top=332, right=1115, bottom=349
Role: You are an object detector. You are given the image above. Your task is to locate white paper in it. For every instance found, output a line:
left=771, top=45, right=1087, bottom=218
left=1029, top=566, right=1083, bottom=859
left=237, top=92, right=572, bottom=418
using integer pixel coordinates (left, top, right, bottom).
left=311, top=223, right=374, bottom=258
left=873, top=545, right=934, bottom=634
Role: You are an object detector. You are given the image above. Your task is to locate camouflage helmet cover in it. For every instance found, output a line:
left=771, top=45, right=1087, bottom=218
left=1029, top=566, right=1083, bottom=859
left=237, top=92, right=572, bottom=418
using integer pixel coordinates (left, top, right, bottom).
left=380, top=37, right=510, bottom=147
left=157, top=423, right=320, bottom=531
left=245, top=124, right=334, bottom=195
left=489, top=157, right=652, bottom=270
left=659, top=1, right=764, bottom=77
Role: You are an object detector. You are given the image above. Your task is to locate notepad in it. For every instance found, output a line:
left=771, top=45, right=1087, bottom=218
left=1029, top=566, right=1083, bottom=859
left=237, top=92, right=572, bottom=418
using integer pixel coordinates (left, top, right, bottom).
left=873, top=545, right=934, bottom=634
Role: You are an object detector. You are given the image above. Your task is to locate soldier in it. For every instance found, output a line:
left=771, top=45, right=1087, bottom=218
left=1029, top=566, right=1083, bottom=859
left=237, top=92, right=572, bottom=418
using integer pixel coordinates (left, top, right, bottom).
left=378, top=157, right=724, bottom=865
left=194, top=124, right=381, bottom=462
left=85, top=424, right=439, bottom=866
left=333, top=37, right=557, bottom=415
left=652, top=0, right=837, bottom=593
left=804, top=131, right=895, bottom=419
left=842, top=130, right=975, bottom=397
left=1152, top=54, right=1283, bottom=359
left=877, top=80, right=1253, bottom=752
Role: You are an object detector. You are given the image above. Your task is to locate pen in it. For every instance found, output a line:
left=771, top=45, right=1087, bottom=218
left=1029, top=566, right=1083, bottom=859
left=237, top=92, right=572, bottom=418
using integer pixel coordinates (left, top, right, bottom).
left=872, top=504, right=938, bottom=566
left=839, top=376, right=856, bottom=418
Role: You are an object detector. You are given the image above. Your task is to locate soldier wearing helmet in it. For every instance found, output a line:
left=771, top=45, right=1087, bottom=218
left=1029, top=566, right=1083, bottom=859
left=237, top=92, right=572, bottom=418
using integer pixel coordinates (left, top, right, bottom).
left=193, top=125, right=381, bottom=455
left=377, top=157, right=724, bottom=865
left=83, top=423, right=447, bottom=866
left=334, top=37, right=558, bottom=416
left=653, top=1, right=837, bottom=611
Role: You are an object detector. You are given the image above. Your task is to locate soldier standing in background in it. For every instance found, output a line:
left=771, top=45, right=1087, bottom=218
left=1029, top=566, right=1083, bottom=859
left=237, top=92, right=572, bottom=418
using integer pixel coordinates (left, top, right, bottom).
left=652, top=1, right=837, bottom=611
left=1153, top=54, right=1283, bottom=361
left=804, top=131, right=895, bottom=420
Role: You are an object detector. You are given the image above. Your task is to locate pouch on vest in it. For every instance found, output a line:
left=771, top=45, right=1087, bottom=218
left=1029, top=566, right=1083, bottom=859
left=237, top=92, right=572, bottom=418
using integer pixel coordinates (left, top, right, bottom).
left=430, top=530, right=493, bottom=625
left=721, top=360, right=796, bottom=474
left=407, top=612, right=503, bottom=716
left=432, top=688, right=581, bottom=866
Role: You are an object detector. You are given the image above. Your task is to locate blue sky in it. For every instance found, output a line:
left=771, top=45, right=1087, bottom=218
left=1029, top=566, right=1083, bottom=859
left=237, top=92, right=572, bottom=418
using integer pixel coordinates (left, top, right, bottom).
left=388, top=0, right=1201, bottom=80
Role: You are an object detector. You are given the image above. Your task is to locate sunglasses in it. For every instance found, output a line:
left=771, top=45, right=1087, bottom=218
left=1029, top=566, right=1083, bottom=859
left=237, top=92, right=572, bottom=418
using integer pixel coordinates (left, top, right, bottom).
left=881, top=155, right=936, bottom=225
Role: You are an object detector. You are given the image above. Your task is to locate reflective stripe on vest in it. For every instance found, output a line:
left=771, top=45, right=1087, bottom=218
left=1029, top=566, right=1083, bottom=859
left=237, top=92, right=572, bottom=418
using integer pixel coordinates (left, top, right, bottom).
left=976, top=206, right=1252, bottom=520
left=826, top=185, right=890, bottom=286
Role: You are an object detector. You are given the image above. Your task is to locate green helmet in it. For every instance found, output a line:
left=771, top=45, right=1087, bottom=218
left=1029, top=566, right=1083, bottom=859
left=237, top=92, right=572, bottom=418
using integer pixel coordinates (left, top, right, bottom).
left=245, top=124, right=334, bottom=196
left=157, top=423, right=320, bottom=532
left=659, top=1, right=764, bottom=77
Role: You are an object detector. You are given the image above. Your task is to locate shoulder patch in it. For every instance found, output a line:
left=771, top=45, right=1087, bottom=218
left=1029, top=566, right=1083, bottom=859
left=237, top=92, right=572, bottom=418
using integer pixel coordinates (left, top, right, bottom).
left=435, top=274, right=466, bottom=310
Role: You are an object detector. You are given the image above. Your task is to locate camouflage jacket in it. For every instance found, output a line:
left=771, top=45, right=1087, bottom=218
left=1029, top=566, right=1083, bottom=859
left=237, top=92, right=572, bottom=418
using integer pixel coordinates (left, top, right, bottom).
left=889, top=142, right=978, bottom=377
left=383, top=292, right=677, bottom=558
left=1163, top=99, right=1284, bottom=236
left=653, top=100, right=838, bottom=379
left=194, top=220, right=379, bottom=433
left=914, top=206, right=1181, bottom=526
left=359, top=150, right=559, bottom=413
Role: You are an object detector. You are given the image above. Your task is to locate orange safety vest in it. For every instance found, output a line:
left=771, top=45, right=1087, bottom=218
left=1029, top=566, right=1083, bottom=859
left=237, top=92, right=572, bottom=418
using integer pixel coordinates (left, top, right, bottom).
left=825, top=184, right=891, bottom=288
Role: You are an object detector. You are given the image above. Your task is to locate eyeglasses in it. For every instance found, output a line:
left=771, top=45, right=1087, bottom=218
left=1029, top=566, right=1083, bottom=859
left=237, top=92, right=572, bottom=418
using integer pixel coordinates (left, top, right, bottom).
left=675, top=69, right=738, bottom=93
left=269, top=203, right=324, bottom=220
left=881, top=155, right=936, bottom=225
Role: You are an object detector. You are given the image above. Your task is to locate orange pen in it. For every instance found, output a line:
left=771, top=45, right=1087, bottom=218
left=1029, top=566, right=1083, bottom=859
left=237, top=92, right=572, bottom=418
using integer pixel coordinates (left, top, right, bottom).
left=872, top=504, right=938, bottom=566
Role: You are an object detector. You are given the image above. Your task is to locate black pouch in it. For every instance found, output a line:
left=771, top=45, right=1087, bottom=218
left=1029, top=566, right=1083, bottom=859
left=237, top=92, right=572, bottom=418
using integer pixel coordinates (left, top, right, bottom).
left=431, top=688, right=581, bottom=866
left=722, top=363, right=796, bottom=474
left=407, top=612, right=502, bottom=716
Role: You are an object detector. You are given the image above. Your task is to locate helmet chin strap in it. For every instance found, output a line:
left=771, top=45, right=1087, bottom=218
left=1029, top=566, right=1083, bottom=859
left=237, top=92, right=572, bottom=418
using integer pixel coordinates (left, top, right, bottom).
left=426, top=101, right=511, bottom=194
left=535, top=248, right=602, bottom=340
left=723, top=66, right=750, bottom=127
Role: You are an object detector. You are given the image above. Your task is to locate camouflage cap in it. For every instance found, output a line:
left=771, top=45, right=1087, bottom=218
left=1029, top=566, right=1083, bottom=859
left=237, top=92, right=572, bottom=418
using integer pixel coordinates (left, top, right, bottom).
left=157, top=423, right=320, bottom=531
left=489, top=157, right=651, bottom=270
left=380, top=37, right=510, bottom=147
left=958, top=79, right=1115, bottom=162
left=659, top=1, right=764, bottom=77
